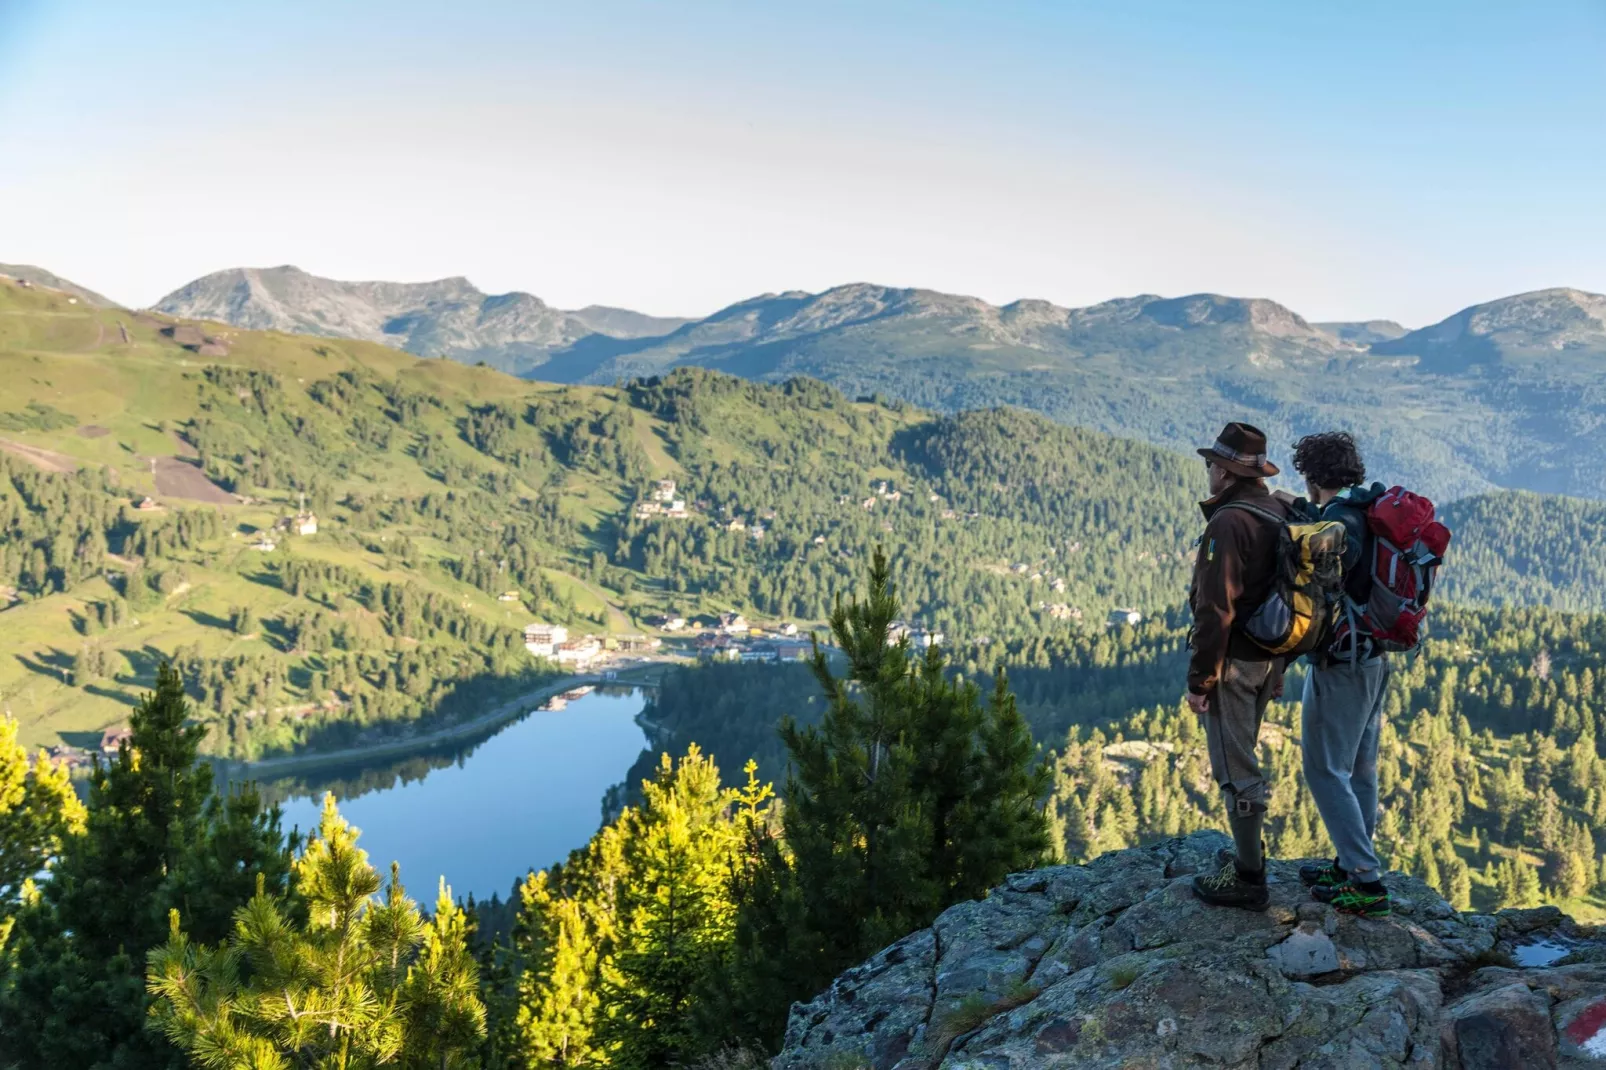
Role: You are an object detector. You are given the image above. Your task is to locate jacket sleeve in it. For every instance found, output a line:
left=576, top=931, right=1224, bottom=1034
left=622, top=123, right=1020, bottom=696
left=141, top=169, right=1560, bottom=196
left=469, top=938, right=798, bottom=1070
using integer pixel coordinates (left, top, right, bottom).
left=1188, top=512, right=1249, bottom=694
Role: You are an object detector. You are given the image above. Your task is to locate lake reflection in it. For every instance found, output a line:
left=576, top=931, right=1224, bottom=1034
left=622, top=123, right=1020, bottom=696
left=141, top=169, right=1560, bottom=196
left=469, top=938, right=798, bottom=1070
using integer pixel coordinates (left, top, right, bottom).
left=265, top=688, right=649, bottom=900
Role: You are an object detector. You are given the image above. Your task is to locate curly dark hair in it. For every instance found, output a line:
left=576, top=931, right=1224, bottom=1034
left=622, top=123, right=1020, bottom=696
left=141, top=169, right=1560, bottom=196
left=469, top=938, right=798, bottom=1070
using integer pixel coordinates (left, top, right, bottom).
left=1292, top=432, right=1366, bottom=490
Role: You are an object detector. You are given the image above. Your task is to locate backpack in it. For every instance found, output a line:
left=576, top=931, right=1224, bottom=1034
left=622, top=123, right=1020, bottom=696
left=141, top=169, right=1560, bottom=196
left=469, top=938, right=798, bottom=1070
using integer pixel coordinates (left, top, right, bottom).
left=1218, top=501, right=1349, bottom=657
left=1330, top=486, right=1451, bottom=656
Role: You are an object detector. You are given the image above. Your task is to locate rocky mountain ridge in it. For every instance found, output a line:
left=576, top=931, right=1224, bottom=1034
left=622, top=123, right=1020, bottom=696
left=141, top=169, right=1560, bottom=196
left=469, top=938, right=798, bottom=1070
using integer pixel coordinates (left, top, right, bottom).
left=80, top=260, right=1606, bottom=498
left=152, top=265, right=692, bottom=375
left=774, top=831, right=1606, bottom=1069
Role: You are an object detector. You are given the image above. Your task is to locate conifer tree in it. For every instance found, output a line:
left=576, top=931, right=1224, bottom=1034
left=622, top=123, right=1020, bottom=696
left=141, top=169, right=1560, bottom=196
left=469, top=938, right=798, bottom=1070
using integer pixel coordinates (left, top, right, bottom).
left=0, top=714, right=86, bottom=917
left=0, top=662, right=284, bottom=1070
left=725, top=548, right=1050, bottom=1050
left=147, top=793, right=487, bottom=1068
left=514, top=871, right=604, bottom=1067
left=598, top=746, right=746, bottom=1068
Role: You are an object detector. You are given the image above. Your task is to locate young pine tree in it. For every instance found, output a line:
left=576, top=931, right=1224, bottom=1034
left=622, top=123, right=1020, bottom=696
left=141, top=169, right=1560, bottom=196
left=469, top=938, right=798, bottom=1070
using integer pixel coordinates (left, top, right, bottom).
left=146, top=793, right=487, bottom=1068
left=597, top=746, right=749, bottom=1069
left=0, top=714, right=86, bottom=949
left=0, top=661, right=285, bottom=1070
left=724, top=548, right=1051, bottom=1051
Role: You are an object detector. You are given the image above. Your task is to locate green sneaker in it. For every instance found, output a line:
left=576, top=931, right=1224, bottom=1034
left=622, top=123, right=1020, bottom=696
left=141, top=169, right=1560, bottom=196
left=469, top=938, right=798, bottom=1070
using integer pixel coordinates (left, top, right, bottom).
left=1300, top=858, right=1345, bottom=889
left=1313, top=879, right=1391, bottom=917
left=1192, top=861, right=1270, bottom=911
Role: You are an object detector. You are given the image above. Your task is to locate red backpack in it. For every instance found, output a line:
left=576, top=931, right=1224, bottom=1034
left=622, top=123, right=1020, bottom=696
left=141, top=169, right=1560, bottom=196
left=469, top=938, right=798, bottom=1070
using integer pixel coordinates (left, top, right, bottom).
left=1331, top=486, right=1451, bottom=656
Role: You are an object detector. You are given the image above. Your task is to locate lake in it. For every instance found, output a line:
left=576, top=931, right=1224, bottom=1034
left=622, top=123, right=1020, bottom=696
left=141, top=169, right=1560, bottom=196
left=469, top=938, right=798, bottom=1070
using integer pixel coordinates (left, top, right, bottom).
left=268, top=687, right=649, bottom=901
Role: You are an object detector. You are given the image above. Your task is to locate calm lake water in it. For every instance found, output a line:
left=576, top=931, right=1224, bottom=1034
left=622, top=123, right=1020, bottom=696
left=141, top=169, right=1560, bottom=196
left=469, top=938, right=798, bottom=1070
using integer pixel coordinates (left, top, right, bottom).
left=269, top=688, right=649, bottom=901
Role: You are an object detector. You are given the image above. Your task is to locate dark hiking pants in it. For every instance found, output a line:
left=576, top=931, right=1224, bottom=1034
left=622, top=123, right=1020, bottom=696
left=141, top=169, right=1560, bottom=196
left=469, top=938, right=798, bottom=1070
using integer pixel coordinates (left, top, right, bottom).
left=1205, top=657, right=1279, bottom=869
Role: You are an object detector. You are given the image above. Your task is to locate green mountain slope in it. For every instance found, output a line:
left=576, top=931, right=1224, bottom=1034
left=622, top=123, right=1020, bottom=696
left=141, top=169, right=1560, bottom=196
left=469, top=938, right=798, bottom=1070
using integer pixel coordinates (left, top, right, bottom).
left=0, top=278, right=1206, bottom=757
left=7, top=274, right=1603, bottom=759
left=556, top=285, right=1606, bottom=501
left=1440, top=491, right=1606, bottom=612
left=158, top=265, right=1606, bottom=500
left=0, top=263, right=120, bottom=308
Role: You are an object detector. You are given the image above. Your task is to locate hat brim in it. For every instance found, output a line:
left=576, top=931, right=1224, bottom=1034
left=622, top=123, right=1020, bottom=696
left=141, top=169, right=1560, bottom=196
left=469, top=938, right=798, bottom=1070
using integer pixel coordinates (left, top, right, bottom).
left=1197, top=447, right=1279, bottom=479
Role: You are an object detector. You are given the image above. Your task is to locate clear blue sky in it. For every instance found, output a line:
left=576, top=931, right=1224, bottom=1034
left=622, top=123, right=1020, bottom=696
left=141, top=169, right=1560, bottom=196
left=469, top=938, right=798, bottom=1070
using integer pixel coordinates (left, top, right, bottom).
left=2, top=0, right=1602, bottom=322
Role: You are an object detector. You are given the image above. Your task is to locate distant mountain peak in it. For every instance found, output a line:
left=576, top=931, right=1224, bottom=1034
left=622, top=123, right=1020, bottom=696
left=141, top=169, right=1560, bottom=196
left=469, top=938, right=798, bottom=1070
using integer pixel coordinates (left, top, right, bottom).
left=152, top=266, right=688, bottom=372
left=1374, top=286, right=1606, bottom=366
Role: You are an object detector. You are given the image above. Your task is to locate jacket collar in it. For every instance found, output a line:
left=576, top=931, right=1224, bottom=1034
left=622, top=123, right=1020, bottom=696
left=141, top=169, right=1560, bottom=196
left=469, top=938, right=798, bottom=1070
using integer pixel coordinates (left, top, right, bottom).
left=1199, top=478, right=1270, bottom=521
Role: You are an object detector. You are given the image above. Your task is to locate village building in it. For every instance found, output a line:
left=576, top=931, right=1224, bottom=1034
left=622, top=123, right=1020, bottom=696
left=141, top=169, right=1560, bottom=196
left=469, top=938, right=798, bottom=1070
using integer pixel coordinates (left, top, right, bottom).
left=772, top=639, right=811, bottom=662
left=697, top=633, right=741, bottom=662
left=1108, top=608, right=1143, bottom=629
left=612, top=634, right=661, bottom=654
left=136, top=496, right=162, bottom=511
left=775, top=621, right=799, bottom=636
left=523, top=622, right=570, bottom=657
left=719, top=611, right=749, bottom=635
left=100, top=725, right=133, bottom=756
left=725, top=516, right=747, bottom=532
left=294, top=512, right=318, bottom=536
left=749, top=523, right=766, bottom=541
left=1051, top=577, right=1068, bottom=593
left=555, top=636, right=603, bottom=668
left=497, top=591, right=521, bottom=603
left=651, top=478, right=678, bottom=502
left=249, top=535, right=277, bottom=552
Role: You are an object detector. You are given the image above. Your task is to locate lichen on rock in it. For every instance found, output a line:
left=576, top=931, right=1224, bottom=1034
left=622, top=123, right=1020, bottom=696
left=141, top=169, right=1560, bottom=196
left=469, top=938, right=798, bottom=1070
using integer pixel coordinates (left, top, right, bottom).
left=772, top=831, right=1606, bottom=1069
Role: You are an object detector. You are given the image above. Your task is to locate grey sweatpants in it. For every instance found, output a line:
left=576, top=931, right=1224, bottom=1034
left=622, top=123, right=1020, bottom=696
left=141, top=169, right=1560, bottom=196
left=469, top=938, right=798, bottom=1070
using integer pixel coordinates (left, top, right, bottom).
left=1302, top=656, right=1389, bottom=880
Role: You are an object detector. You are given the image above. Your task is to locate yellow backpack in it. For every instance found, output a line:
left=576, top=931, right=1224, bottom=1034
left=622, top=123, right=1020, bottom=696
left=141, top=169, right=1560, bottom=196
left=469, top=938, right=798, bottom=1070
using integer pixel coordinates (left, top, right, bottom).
left=1220, top=502, right=1348, bottom=657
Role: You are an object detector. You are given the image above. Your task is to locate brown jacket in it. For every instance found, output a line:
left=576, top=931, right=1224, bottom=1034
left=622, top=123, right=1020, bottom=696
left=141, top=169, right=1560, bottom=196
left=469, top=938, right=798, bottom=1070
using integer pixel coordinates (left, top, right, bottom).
left=1187, top=479, right=1289, bottom=694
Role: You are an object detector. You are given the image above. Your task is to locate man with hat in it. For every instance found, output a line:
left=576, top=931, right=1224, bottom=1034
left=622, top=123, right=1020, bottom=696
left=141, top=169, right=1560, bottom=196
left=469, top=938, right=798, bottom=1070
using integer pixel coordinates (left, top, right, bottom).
left=1186, top=422, right=1289, bottom=910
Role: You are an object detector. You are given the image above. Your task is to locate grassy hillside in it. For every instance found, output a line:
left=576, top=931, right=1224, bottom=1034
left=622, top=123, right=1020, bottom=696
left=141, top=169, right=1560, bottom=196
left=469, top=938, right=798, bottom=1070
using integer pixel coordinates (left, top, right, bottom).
left=0, top=279, right=1206, bottom=756
left=5, top=275, right=1602, bottom=764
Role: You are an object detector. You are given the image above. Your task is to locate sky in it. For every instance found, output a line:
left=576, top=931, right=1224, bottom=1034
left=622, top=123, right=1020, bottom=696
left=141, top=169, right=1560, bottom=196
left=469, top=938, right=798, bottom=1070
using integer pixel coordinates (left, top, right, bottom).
left=1, top=1, right=1603, bottom=324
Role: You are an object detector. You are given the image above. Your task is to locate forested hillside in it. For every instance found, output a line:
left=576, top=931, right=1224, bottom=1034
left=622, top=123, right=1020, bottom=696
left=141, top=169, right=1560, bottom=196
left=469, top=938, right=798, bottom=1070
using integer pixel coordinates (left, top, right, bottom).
left=1440, top=491, right=1606, bottom=612
left=0, top=277, right=1203, bottom=758
left=640, top=601, right=1606, bottom=922
left=5, top=275, right=1602, bottom=764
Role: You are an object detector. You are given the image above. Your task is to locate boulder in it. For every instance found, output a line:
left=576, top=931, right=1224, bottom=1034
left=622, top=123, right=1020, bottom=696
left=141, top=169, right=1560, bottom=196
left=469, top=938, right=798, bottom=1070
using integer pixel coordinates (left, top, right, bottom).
left=772, top=833, right=1606, bottom=1070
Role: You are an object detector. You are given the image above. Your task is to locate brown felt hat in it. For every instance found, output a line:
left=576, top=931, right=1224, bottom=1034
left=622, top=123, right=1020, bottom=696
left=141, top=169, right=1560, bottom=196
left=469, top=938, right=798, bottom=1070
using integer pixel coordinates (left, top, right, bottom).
left=1197, top=422, right=1280, bottom=478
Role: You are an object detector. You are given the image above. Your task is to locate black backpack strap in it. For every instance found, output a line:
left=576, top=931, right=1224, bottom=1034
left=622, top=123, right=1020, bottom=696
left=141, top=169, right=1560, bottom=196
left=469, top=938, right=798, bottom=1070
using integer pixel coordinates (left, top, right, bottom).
left=1216, top=501, right=1285, bottom=527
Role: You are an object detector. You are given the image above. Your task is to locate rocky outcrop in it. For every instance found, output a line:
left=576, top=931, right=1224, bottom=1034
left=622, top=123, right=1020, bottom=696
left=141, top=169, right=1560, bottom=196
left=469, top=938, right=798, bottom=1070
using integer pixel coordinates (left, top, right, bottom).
left=773, top=832, right=1606, bottom=1069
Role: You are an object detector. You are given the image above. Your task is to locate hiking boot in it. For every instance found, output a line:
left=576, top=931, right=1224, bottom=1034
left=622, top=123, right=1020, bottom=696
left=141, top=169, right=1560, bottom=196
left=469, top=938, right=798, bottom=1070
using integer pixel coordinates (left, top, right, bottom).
left=1216, top=839, right=1269, bottom=873
left=1313, top=879, right=1391, bottom=917
left=1300, top=858, right=1346, bottom=889
left=1193, top=861, right=1270, bottom=911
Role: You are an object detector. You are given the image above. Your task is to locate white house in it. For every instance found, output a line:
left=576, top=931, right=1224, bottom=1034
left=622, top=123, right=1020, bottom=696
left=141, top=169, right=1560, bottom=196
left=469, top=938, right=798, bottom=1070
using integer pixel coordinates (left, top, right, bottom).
left=651, top=479, right=678, bottom=502
left=294, top=512, right=319, bottom=536
left=524, top=622, right=570, bottom=657
left=719, top=612, right=749, bottom=635
left=1108, top=608, right=1143, bottom=629
left=555, top=637, right=603, bottom=668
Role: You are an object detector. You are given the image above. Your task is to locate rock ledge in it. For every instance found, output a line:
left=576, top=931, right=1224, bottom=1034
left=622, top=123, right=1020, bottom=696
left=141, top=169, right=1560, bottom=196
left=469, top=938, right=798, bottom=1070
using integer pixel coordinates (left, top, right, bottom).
left=773, top=832, right=1606, bottom=1069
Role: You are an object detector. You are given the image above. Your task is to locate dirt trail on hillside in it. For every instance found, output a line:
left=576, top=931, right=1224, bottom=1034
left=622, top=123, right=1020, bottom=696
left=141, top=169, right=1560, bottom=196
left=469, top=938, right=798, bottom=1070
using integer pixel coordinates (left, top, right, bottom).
left=0, top=439, right=79, bottom=473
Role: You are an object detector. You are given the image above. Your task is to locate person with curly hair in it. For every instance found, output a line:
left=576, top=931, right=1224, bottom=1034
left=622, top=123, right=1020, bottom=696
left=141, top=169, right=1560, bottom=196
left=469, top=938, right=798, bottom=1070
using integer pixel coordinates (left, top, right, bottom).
left=1289, top=431, right=1393, bottom=917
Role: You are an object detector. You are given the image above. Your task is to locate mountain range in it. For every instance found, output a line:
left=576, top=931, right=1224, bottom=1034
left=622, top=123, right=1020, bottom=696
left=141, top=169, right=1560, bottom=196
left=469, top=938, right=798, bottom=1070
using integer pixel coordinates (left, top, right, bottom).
left=151, top=267, right=1606, bottom=500
left=150, top=265, right=691, bottom=374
